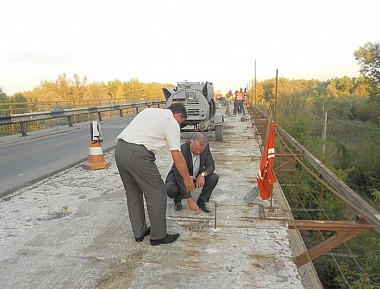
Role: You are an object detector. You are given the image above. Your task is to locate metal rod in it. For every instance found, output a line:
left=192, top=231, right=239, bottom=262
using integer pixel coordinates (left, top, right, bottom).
left=254, top=60, right=257, bottom=105
left=274, top=69, right=278, bottom=123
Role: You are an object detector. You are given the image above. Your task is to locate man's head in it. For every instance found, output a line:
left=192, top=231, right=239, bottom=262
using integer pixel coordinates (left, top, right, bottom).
left=168, top=103, right=187, bottom=125
left=190, top=133, right=208, bottom=156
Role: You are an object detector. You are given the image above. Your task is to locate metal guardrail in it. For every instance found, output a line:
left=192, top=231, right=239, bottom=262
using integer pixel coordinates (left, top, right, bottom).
left=0, top=100, right=165, bottom=136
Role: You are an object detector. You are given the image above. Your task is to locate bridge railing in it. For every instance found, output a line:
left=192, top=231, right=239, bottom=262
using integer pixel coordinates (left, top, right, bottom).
left=250, top=104, right=380, bottom=231
left=0, top=100, right=165, bottom=136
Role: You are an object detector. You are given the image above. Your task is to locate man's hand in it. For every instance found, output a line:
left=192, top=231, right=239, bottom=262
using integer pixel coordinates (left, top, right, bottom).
left=195, top=174, right=205, bottom=189
left=184, top=176, right=195, bottom=192
left=187, top=197, right=200, bottom=213
left=171, top=150, right=195, bottom=192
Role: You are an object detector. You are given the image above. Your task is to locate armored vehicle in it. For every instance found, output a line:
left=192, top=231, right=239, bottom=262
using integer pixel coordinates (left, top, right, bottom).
left=163, top=81, right=224, bottom=141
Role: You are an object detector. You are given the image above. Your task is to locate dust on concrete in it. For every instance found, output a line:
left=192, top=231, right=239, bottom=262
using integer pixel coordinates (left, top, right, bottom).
left=96, top=249, right=144, bottom=289
left=0, top=113, right=305, bottom=289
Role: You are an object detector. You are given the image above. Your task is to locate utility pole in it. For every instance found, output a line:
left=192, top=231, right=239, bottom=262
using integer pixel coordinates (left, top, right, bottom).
left=274, top=69, right=278, bottom=122
left=254, top=60, right=257, bottom=105
left=322, top=109, right=328, bottom=155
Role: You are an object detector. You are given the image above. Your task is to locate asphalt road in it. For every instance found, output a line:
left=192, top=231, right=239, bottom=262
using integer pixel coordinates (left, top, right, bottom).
left=0, top=117, right=134, bottom=197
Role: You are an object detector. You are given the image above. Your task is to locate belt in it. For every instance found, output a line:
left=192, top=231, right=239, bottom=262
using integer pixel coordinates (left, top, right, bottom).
left=118, top=139, right=155, bottom=156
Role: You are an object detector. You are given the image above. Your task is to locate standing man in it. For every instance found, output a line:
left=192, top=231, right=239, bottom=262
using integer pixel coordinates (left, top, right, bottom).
left=224, top=90, right=233, bottom=116
left=234, top=88, right=245, bottom=115
left=165, top=133, right=219, bottom=213
left=233, top=90, right=238, bottom=115
left=115, top=103, right=195, bottom=246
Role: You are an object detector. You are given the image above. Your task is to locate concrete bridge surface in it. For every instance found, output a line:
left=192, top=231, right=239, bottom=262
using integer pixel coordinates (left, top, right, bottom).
left=0, top=112, right=308, bottom=288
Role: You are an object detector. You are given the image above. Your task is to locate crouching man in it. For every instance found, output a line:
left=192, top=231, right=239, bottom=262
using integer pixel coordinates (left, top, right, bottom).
left=165, top=132, right=219, bottom=213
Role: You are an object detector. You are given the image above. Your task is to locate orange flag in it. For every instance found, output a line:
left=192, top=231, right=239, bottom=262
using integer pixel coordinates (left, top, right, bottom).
left=257, top=122, right=277, bottom=200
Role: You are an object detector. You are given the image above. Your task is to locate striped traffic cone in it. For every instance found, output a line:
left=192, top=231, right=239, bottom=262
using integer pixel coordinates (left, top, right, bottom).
left=82, top=141, right=111, bottom=170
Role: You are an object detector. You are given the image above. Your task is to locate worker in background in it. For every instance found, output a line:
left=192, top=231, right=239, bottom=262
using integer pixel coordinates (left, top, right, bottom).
left=234, top=88, right=245, bottom=116
left=224, top=90, right=233, bottom=116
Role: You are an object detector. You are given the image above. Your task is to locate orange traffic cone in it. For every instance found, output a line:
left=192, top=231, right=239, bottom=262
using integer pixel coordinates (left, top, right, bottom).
left=82, top=141, right=111, bottom=170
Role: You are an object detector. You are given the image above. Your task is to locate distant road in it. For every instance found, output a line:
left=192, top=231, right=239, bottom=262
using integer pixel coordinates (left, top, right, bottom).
left=0, top=117, right=134, bottom=197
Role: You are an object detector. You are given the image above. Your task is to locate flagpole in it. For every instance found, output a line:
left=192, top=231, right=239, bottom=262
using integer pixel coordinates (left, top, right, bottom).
left=254, top=60, right=257, bottom=106
left=274, top=69, right=278, bottom=123
left=256, top=70, right=278, bottom=209
left=270, top=69, right=279, bottom=211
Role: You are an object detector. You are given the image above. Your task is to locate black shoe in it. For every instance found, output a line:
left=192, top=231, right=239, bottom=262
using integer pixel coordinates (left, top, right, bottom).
left=135, top=227, right=151, bottom=242
left=174, top=201, right=182, bottom=211
left=197, top=200, right=211, bottom=213
left=150, top=234, right=180, bottom=246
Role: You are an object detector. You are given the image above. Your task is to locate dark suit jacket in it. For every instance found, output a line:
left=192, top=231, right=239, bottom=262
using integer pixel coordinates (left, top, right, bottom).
left=165, top=140, right=216, bottom=199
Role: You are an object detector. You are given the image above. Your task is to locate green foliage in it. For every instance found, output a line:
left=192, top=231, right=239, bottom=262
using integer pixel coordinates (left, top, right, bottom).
left=262, top=54, right=379, bottom=288
left=0, top=91, right=9, bottom=102
left=261, top=79, right=275, bottom=101
left=330, top=97, right=356, bottom=119
left=0, top=92, right=28, bottom=114
left=351, top=97, right=380, bottom=124
left=13, top=93, right=27, bottom=103
left=354, top=42, right=380, bottom=101
left=371, top=190, right=380, bottom=202
left=312, top=234, right=380, bottom=289
left=278, top=112, right=309, bottom=144
left=0, top=91, right=10, bottom=116
left=314, top=257, right=343, bottom=289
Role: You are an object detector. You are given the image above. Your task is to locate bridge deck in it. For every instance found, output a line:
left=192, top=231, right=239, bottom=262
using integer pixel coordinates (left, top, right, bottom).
left=0, top=112, right=306, bottom=288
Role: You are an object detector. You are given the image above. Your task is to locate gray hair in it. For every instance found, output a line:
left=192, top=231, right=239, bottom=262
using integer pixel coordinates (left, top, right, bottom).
left=191, top=132, right=208, bottom=146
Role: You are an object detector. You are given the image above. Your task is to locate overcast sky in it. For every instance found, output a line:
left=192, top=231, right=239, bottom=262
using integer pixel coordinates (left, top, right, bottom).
left=1, top=0, right=379, bottom=95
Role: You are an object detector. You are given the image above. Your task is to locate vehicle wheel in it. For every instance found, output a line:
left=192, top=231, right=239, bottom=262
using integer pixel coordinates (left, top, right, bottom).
left=215, top=125, right=223, bottom=141
left=209, top=99, right=216, bottom=116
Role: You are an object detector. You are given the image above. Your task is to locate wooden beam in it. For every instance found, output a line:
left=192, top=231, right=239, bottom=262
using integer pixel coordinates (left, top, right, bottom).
left=286, top=220, right=374, bottom=267
left=287, top=220, right=374, bottom=231
left=275, top=157, right=296, bottom=173
left=276, top=154, right=302, bottom=158
left=295, top=230, right=362, bottom=267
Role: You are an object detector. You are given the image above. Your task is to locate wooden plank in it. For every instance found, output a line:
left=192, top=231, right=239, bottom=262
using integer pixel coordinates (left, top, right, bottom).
left=287, top=220, right=374, bottom=231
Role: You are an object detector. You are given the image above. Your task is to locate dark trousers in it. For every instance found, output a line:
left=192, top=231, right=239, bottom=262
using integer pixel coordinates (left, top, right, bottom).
left=115, top=140, right=167, bottom=240
left=238, top=101, right=245, bottom=115
left=166, top=172, right=219, bottom=203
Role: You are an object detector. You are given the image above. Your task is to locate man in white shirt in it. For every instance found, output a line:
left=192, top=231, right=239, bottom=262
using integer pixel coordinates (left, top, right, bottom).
left=115, top=103, right=195, bottom=246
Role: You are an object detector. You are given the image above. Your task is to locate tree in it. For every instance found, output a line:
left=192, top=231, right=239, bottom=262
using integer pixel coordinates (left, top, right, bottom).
left=87, top=82, right=108, bottom=102
left=72, top=74, right=87, bottom=103
left=354, top=42, right=380, bottom=100
left=0, top=91, right=9, bottom=103
left=261, top=79, right=275, bottom=101
left=107, top=80, right=123, bottom=101
left=328, top=77, right=356, bottom=97
left=0, top=91, right=10, bottom=115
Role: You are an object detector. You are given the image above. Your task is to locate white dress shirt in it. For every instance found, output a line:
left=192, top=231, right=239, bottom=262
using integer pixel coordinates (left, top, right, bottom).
left=116, top=108, right=181, bottom=155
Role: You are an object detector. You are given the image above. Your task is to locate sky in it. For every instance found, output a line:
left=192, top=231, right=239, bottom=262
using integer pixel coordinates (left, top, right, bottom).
left=1, top=0, right=379, bottom=95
